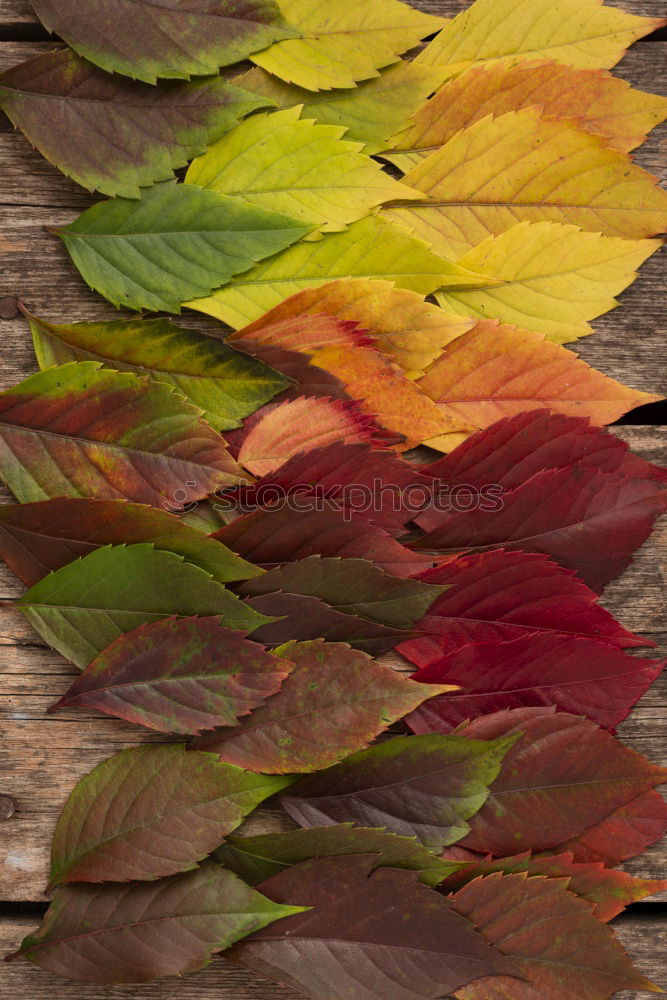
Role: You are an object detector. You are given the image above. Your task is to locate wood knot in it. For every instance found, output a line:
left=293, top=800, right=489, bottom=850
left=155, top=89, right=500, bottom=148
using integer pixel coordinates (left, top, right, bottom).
left=0, top=795, right=16, bottom=821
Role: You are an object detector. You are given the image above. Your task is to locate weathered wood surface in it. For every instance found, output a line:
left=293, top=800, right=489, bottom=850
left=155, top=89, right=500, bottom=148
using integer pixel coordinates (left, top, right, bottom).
left=0, top=0, right=665, bottom=995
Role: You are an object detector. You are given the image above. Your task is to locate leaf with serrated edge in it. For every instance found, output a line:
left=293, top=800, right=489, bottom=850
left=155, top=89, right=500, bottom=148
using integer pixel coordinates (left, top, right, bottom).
left=435, top=221, right=660, bottom=344
left=553, top=789, right=667, bottom=867
left=385, top=59, right=667, bottom=169
left=250, top=0, right=445, bottom=91
left=56, top=182, right=311, bottom=313
left=416, top=0, right=665, bottom=73
left=0, top=362, right=246, bottom=507
left=28, top=0, right=300, bottom=84
left=49, top=617, right=293, bottom=735
left=10, top=863, right=304, bottom=983
left=193, top=639, right=453, bottom=772
left=384, top=108, right=667, bottom=258
left=186, top=106, right=419, bottom=232
left=18, top=543, right=273, bottom=669
left=281, top=730, right=518, bottom=850
left=0, top=49, right=270, bottom=198
left=27, top=311, right=291, bottom=432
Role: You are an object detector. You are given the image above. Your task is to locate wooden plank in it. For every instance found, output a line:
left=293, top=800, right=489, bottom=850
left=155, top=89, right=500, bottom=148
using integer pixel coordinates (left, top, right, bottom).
left=0, top=911, right=663, bottom=999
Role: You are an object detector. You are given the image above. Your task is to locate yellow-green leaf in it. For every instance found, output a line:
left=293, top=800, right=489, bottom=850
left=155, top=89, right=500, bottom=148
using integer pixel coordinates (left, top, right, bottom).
left=434, top=221, right=660, bottom=344
left=187, top=216, right=494, bottom=328
left=235, top=60, right=446, bottom=154
left=416, top=0, right=665, bottom=74
left=250, top=0, right=446, bottom=91
left=383, top=107, right=667, bottom=259
left=186, top=106, right=419, bottom=233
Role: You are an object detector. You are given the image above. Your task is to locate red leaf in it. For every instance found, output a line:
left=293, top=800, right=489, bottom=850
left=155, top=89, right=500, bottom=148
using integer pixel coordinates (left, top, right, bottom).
left=554, top=789, right=667, bottom=867
left=405, top=633, right=664, bottom=731
left=212, top=506, right=436, bottom=578
left=449, top=872, right=659, bottom=1000
left=227, top=855, right=520, bottom=1000
left=397, top=550, right=647, bottom=669
left=456, top=708, right=667, bottom=858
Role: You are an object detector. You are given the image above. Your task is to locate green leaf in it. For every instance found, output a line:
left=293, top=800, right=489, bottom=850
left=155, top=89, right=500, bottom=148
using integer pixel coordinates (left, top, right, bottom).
left=28, top=0, right=301, bottom=84
left=26, top=311, right=291, bottom=432
left=249, top=0, right=445, bottom=91
left=55, top=182, right=312, bottom=313
left=17, top=543, right=273, bottom=669
left=0, top=361, right=245, bottom=507
left=49, top=744, right=293, bottom=886
left=235, top=61, right=446, bottom=155
left=216, top=823, right=466, bottom=887
left=189, top=215, right=496, bottom=328
left=0, top=49, right=269, bottom=198
left=186, top=106, right=419, bottom=232
left=11, top=863, right=303, bottom=983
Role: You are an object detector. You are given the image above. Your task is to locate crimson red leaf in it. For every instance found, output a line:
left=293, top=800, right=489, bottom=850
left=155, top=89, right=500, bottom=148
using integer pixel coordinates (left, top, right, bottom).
left=456, top=707, right=667, bottom=857
left=449, top=872, right=659, bottom=1000
left=440, top=850, right=667, bottom=922
left=281, top=731, right=518, bottom=850
left=414, top=467, right=667, bottom=592
left=213, top=506, right=436, bottom=578
left=397, top=550, right=647, bottom=669
left=227, top=855, right=520, bottom=1000
left=405, top=633, right=664, bottom=732
left=553, top=788, right=667, bottom=867
left=49, top=617, right=293, bottom=734
left=193, top=639, right=452, bottom=772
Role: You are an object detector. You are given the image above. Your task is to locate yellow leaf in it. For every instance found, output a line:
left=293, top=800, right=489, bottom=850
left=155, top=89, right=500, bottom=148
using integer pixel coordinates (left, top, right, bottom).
left=250, top=0, right=445, bottom=91
left=186, top=107, right=419, bottom=233
left=236, top=277, right=476, bottom=377
left=417, top=318, right=662, bottom=452
left=384, top=58, right=667, bottom=170
left=416, top=0, right=665, bottom=74
left=434, top=221, right=660, bottom=344
left=383, top=107, right=667, bottom=259
left=235, top=61, right=446, bottom=155
left=187, top=216, right=495, bottom=329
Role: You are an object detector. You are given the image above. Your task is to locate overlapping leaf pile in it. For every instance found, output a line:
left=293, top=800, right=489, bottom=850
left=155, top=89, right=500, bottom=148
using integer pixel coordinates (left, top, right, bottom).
left=2, top=0, right=666, bottom=995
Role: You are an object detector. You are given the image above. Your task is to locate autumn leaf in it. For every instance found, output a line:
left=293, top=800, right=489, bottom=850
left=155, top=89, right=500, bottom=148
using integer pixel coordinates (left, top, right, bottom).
left=17, top=543, right=272, bottom=669
left=233, top=338, right=349, bottom=399
left=188, top=215, right=495, bottom=328
left=10, top=863, right=303, bottom=983
left=230, top=442, right=436, bottom=535
left=281, top=731, right=518, bottom=850
left=26, top=311, right=292, bottom=433
left=49, top=618, right=293, bottom=735
left=0, top=49, right=269, bottom=198
left=415, top=0, right=665, bottom=74
left=249, top=0, right=445, bottom=91
left=227, top=856, right=519, bottom=1000
left=396, top=549, right=649, bottom=670
left=553, top=789, right=667, bottom=867
left=0, top=362, right=246, bottom=507
left=56, top=182, right=311, bottom=313
left=236, top=277, right=476, bottom=377
left=406, top=632, right=664, bottom=732
left=49, top=744, right=292, bottom=886
left=216, top=823, right=465, bottom=887
left=186, top=107, right=419, bottom=233
left=450, top=872, right=659, bottom=1000
left=28, top=0, right=300, bottom=84
left=434, top=221, right=660, bottom=343
left=384, top=107, right=667, bottom=258
left=235, top=60, right=446, bottom=155
left=440, top=850, right=667, bottom=923
left=456, top=707, right=667, bottom=857
left=236, top=396, right=380, bottom=476
left=414, top=465, right=667, bottom=593
left=415, top=319, right=662, bottom=447
left=384, top=59, right=667, bottom=169
left=213, top=506, right=436, bottom=578
left=193, top=639, right=453, bottom=772
left=238, top=555, right=444, bottom=630
left=0, top=497, right=260, bottom=588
